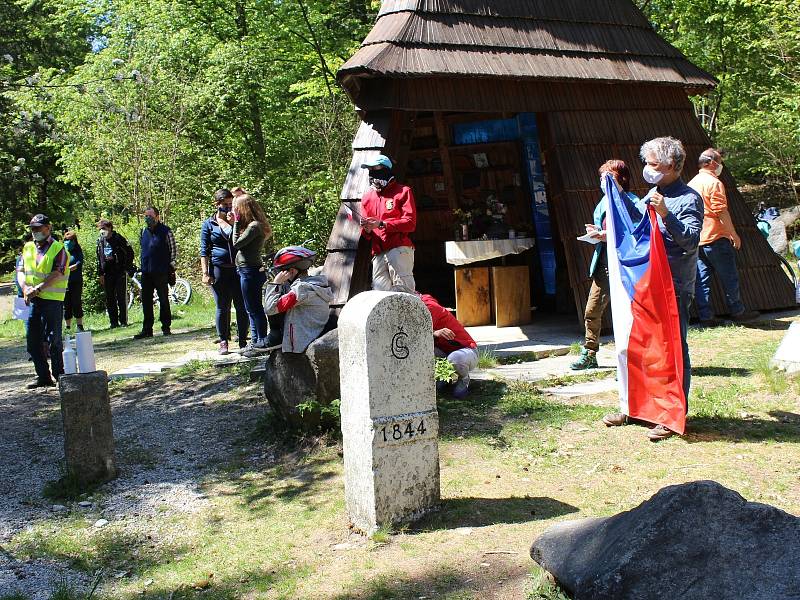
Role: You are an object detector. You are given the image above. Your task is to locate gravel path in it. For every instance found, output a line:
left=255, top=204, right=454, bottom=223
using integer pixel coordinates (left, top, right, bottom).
left=0, top=340, right=269, bottom=598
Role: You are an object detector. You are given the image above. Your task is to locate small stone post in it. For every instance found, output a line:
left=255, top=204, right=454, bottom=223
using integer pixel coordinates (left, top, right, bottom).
left=339, top=291, right=440, bottom=534
left=58, top=371, right=116, bottom=484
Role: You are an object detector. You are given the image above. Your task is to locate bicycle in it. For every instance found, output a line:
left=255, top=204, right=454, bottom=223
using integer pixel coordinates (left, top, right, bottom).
left=127, top=271, right=193, bottom=309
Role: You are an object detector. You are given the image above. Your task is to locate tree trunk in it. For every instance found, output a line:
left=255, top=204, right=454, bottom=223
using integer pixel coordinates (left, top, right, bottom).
left=234, top=0, right=267, bottom=167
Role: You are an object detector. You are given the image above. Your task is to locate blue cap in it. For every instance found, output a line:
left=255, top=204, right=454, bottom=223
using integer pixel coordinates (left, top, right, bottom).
left=361, top=154, right=393, bottom=170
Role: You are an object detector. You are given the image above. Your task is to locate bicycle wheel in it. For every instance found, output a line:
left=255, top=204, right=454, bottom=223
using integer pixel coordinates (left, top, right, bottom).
left=170, top=278, right=192, bottom=305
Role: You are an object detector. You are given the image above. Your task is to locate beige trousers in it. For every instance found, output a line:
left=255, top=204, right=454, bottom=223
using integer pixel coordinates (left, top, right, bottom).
left=372, top=246, right=415, bottom=293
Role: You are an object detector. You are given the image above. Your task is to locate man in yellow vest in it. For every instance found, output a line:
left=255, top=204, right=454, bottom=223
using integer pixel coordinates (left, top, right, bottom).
left=17, top=214, right=69, bottom=388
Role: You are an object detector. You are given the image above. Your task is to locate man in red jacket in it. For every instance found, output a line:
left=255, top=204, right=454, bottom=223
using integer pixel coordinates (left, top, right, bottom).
left=420, top=293, right=479, bottom=398
left=360, top=155, right=417, bottom=292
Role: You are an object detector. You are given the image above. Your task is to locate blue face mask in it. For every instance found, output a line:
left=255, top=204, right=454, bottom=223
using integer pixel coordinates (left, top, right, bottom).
left=218, top=206, right=231, bottom=214
left=64, top=241, right=75, bottom=251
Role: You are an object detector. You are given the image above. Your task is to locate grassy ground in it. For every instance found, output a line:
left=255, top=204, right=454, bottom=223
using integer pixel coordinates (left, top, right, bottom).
left=1, top=310, right=799, bottom=599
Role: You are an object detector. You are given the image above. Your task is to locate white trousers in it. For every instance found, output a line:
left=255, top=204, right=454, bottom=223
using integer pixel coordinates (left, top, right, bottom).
left=372, top=246, right=415, bottom=293
left=435, top=347, right=479, bottom=384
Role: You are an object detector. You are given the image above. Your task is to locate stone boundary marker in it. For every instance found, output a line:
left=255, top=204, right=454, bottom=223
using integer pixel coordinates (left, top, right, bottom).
left=58, top=371, right=116, bottom=484
left=339, top=291, right=440, bottom=534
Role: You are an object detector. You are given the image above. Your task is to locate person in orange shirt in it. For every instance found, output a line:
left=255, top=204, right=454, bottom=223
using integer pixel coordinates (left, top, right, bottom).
left=688, top=148, right=758, bottom=326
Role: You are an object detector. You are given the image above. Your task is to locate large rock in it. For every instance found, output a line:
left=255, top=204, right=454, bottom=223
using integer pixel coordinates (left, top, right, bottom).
left=58, top=371, right=116, bottom=484
left=530, top=480, right=800, bottom=600
left=262, top=329, right=339, bottom=430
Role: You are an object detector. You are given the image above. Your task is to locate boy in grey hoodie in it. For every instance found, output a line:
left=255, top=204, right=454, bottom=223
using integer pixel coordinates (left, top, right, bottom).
left=265, top=246, right=333, bottom=353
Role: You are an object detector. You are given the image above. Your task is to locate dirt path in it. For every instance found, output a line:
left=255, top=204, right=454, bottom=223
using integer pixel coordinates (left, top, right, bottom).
left=0, top=340, right=269, bottom=599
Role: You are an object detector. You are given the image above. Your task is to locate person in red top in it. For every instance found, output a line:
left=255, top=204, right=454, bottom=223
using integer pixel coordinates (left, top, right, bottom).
left=360, top=154, right=417, bottom=292
left=419, top=293, right=478, bottom=398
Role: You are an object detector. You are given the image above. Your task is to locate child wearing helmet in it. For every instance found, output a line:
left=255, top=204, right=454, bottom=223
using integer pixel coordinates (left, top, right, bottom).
left=265, top=246, right=334, bottom=353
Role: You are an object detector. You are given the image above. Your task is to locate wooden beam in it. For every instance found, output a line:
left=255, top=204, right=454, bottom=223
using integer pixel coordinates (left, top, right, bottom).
left=433, top=111, right=459, bottom=210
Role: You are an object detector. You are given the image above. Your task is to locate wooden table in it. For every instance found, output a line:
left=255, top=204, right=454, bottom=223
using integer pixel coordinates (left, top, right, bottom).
left=446, top=240, right=533, bottom=327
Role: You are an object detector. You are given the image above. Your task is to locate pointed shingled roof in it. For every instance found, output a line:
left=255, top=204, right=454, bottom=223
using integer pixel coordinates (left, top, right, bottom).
left=339, top=0, right=716, bottom=96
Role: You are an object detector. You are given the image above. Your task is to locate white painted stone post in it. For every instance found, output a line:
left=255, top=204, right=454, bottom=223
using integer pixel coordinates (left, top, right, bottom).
left=339, top=291, right=440, bottom=534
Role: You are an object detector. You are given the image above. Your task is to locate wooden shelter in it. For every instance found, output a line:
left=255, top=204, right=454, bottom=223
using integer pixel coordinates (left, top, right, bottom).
left=324, top=0, right=796, bottom=321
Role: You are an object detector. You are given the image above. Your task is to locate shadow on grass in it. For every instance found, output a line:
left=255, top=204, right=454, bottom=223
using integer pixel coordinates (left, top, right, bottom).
left=692, top=366, right=752, bottom=377
left=740, top=319, right=793, bottom=331
left=212, top=452, right=340, bottom=514
left=412, top=496, right=579, bottom=532
left=686, top=411, right=800, bottom=443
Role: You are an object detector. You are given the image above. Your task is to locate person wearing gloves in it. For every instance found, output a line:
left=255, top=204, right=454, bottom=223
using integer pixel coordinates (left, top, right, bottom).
left=264, top=246, right=333, bottom=354
left=359, top=154, right=417, bottom=293
left=419, top=292, right=478, bottom=399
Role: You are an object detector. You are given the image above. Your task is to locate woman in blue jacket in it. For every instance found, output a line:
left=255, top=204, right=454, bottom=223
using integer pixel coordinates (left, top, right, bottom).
left=200, top=189, right=249, bottom=355
left=571, top=160, right=641, bottom=370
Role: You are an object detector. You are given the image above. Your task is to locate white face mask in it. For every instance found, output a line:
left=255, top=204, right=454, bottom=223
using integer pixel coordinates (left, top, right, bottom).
left=643, top=165, right=664, bottom=185
left=32, top=231, right=48, bottom=242
left=100, top=229, right=111, bottom=239
left=714, top=163, right=723, bottom=177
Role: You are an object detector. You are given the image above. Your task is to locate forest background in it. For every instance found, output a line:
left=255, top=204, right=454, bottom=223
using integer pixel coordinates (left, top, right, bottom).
left=1, top=0, right=798, bottom=311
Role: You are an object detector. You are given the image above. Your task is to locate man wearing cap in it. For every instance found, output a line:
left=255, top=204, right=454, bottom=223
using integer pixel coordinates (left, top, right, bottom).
left=689, top=148, right=759, bottom=326
left=18, top=214, right=69, bottom=388
left=359, top=154, right=417, bottom=293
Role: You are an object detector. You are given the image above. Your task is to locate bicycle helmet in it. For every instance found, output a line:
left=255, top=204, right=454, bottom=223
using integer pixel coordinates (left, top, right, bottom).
left=273, top=246, right=316, bottom=272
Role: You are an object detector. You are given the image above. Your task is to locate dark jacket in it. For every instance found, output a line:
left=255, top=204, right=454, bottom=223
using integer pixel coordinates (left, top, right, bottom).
left=65, top=243, right=83, bottom=282
left=140, top=223, right=174, bottom=274
left=96, top=231, right=135, bottom=276
left=200, top=215, right=236, bottom=272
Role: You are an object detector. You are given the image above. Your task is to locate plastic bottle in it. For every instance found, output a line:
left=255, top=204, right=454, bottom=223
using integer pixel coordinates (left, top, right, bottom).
left=62, top=336, right=77, bottom=375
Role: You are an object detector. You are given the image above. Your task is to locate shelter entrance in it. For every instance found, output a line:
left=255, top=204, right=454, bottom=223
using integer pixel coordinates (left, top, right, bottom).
left=399, top=111, right=569, bottom=326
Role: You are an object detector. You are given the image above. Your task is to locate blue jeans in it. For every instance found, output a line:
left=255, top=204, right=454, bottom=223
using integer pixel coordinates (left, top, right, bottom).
left=694, top=238, right=746, bottom=320
left=238, top=266, right=267, bottom=343
left=27, top=298, right=64, bottom=381
left=211, top=266, right=248, bottom=346
left=677, top=291, right=692, bottom=410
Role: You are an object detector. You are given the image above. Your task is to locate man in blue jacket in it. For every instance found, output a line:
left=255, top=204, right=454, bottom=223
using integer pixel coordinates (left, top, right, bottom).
left=134, top=206, right=177, bottom=339
left=603, top=137, right=703, bottom=441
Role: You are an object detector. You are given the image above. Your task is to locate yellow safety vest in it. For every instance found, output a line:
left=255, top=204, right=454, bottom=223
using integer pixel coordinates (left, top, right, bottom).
left=22, top=240, right=70, bottom=301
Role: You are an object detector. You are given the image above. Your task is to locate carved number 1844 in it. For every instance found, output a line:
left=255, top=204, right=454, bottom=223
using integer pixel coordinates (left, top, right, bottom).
left=381, top=420, right=427, bottom=442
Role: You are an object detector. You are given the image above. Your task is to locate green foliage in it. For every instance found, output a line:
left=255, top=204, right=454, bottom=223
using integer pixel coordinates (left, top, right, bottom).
left=296, top=397, right=342, bottom=430
left=638, top=0, right=800, bottom=190
left=43, top=465, right=98, bottom=501
left=477, top=348, right=499, bottom=369
left=434, top=357, right=458, bottom=383
left=0, top=593, right=31, bottom=600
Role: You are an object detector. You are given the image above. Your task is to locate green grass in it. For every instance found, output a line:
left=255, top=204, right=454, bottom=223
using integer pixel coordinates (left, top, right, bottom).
left=0, top=593, right=31, bottom=600
left=527, top=570, right=570, bottom=600
left=477, top=347, right=499, bottom=369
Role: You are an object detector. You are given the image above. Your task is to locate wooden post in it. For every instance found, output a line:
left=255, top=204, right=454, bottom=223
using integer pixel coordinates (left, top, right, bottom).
left=434, top=112, right=459, bottom=210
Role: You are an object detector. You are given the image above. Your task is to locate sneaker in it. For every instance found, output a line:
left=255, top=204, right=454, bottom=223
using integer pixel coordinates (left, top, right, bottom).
left=647, top=424, right=676, bottom=442
left=219, top=341, right=229, bottom=355
left=452, top=378, right=470, bottom=399
left=162, top=329, right=172, bottom=336
left=730, top=310, right=759, bottom=323
left=109, top=324, right=119, bottom=330
left=602, top=412, right=629, bottom=427
left=26, top=378, right=55, bottom=389
left=133, top=331, right=153, bottom=340
left=265, top=330, right=282, bottom=347
left=77, top=324, right=85, bottom=332
left=570, top=348, right=598, bottom=370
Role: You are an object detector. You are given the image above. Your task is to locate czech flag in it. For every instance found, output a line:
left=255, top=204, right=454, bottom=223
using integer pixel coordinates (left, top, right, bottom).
left=604, top=175, right=686, bottom=434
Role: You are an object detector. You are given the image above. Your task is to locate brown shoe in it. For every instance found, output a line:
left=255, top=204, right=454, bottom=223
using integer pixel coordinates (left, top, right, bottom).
left=647, top=425, right=675, bottom=442
left=602, top=412, right=629, bottom=427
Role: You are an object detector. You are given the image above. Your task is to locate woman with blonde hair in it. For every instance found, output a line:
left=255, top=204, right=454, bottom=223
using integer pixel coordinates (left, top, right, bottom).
left=232, top=193, right=272, bottom=354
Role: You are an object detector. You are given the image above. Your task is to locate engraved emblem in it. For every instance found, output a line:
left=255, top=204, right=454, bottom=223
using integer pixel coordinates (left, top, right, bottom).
left=385, top=198, right=395, bottom=211
left=391, top=327, right=410, bottom=360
